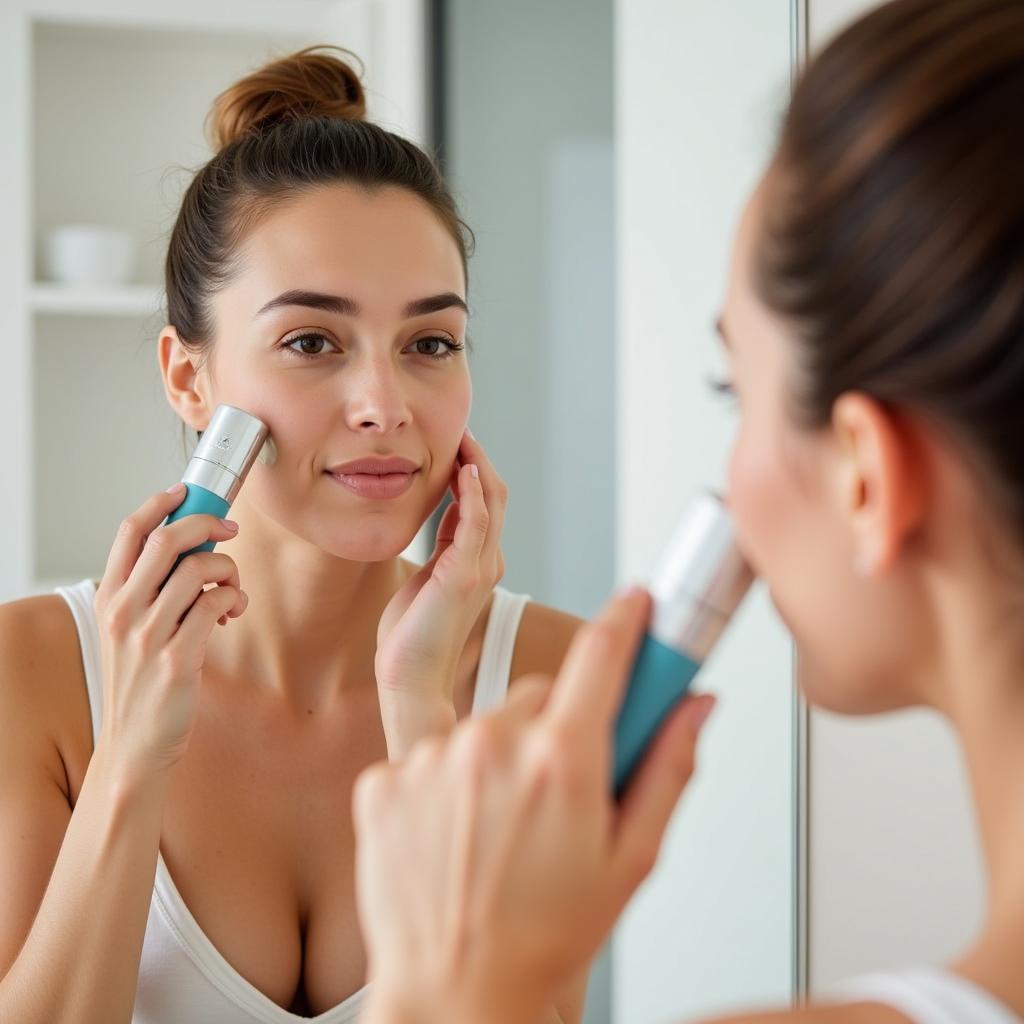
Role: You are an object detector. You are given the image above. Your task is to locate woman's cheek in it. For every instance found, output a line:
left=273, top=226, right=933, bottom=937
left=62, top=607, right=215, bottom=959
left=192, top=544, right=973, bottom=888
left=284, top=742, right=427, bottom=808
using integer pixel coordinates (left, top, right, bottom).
left=727, top=425, right=772, bottom=577
left=424, top=377, right=472, bottom=473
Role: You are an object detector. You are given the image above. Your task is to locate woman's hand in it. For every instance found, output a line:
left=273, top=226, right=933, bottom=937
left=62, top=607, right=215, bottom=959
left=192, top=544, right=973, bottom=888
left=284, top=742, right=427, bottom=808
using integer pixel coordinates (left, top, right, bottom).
left=92, top=484, right=247, bottom=783
left=354, top=587, right=716, bottom=1024
left=374, top=429, right=508, bottom=757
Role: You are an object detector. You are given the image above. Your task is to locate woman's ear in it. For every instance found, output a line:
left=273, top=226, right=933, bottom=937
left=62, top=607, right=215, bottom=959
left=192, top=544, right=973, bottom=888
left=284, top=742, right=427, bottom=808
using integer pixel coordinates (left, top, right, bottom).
left=830, top=392, right=926, bottom=577
left=158, top=326, right=213, bottom=431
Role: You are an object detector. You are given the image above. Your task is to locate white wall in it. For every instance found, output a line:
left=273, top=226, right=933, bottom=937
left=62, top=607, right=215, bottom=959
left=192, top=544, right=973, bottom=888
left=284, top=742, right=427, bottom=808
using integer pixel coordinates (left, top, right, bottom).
left=445, top=0, right=615, bottom=615
left=804, top=0, right=987, bottom=992
left=543, top=138, right=615, bottom=620
left=613, top=3, right=796, bottom=1021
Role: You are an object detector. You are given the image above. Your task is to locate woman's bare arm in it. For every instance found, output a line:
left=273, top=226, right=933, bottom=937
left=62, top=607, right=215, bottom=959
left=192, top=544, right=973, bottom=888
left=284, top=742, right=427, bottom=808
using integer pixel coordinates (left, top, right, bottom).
left=0, top=597, right=169, bottom=1024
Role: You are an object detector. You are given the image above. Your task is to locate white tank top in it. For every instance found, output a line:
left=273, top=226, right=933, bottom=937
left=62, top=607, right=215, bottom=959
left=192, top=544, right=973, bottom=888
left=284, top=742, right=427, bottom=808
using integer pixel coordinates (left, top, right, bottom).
left=55, top=578, right=531, bottom=1024
left=830, top=967, right=1021, bottom=1023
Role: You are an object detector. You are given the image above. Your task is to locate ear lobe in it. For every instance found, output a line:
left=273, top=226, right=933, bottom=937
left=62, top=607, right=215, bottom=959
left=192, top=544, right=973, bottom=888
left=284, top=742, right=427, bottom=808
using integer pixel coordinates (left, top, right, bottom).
left=158, top=326, right=211, bottom=430
left=832, top=393, right=925, bottom=576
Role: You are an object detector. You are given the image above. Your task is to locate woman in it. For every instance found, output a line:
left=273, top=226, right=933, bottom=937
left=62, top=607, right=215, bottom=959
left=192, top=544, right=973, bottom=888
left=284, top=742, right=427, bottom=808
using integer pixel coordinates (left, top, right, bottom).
left=0, top=48, right=585, bottom=1024
left=351, top=1, right=1024, bottom=1021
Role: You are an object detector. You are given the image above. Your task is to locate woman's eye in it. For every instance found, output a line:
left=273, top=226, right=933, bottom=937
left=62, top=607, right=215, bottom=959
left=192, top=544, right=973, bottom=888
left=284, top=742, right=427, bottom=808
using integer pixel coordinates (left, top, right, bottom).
left=282, top=333, right=464, bottom=361
left=284, top=332, right=336, bottom=359
left=408, top=336, right=465, bottom=359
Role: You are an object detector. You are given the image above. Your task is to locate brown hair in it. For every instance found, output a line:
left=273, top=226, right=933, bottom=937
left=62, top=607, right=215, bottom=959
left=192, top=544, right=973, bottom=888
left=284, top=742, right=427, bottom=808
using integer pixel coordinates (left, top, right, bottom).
left=758, top=0, right=1024, bottom=542
left=165, top=45, right=472, bottom=366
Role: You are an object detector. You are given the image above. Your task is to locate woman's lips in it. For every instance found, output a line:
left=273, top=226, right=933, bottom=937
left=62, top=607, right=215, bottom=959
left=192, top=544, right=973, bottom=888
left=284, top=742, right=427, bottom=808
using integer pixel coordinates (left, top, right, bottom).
left=326, top=469, right=418, bottom=499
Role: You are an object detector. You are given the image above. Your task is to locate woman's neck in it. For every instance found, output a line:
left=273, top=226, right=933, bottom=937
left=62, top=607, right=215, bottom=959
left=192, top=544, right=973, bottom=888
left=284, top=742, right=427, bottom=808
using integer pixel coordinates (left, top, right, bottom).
left=949, top=640, right=1024, bottom=925
left=927, top=569, right=1024, bottom=1004
left=201, top=497, right=415, bottom=710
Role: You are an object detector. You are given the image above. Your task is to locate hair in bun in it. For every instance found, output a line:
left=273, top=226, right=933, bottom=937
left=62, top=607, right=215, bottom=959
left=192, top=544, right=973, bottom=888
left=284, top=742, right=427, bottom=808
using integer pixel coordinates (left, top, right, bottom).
left=166, top=43, right=472, bottom=409
left=206, top=46, right=366, bottom=152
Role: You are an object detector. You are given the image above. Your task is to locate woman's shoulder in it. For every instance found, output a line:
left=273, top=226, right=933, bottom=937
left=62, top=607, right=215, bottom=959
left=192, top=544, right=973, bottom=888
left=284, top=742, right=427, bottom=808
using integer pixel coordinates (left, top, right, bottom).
left=702, top=1001, right=910, bottom=1024
left=0, top=592, right=94, bottom=801
left=0, top=592, right=86, bottom=693
left=508, top=598, right=585, bottom=683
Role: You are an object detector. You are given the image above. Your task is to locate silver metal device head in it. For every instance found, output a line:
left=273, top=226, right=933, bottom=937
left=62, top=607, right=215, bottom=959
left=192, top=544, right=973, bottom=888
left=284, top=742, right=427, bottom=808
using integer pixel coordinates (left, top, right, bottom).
left=648, top=492, right=755, bottom=662
left=181, top=404, right=270, bottom=505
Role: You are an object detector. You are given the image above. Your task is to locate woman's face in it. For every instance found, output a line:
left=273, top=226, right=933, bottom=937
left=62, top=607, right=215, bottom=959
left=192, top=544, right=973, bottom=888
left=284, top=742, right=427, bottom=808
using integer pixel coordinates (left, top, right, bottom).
left=182, top=183, right=470, bottom=562
left=719, top=180, right=931, bottom=714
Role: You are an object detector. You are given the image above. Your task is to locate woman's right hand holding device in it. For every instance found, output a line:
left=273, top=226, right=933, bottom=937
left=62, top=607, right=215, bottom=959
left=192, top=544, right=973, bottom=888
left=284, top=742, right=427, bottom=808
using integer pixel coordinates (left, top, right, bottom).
left=92, top=482, right=247, bottom=781
left=0, top=482, right=247, bottom=1024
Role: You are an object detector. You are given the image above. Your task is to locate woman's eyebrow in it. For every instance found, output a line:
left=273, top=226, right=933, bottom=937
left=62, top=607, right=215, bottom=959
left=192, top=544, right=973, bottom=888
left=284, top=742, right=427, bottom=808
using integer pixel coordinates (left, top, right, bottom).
left=404, top=293, right=469, bottom=317
left=255, top=290, right=358, bottom=318
left=253, top=289, right=468, bottom=319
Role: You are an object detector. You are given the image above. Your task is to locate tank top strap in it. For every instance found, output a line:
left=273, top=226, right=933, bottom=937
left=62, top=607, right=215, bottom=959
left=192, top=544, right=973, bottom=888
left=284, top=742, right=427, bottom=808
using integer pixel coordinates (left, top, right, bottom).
left=471, top=587, right=531, bottom=716
left=52, top=578, right=531, bottom=738
left=830, top=967, right=1021, bottom=1024
left=53, top=578, right=104, bottom=746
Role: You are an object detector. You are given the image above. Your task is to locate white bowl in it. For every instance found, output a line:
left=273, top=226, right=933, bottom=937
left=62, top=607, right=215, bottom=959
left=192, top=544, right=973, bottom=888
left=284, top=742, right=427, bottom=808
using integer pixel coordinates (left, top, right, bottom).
left=43, top=224, right=136, bottom=286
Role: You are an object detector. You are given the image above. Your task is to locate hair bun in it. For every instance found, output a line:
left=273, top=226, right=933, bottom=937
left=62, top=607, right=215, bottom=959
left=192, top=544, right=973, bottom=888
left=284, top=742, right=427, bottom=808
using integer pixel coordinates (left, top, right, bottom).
left=206, top=45, right=366, bottom=152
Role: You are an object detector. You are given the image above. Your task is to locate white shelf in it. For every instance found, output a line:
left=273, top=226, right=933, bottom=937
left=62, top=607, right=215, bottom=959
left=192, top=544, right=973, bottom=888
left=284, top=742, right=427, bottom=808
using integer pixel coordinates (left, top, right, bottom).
left=0, top=0, right=426, bottom=604
left=30, top=282, right=164, bottom=316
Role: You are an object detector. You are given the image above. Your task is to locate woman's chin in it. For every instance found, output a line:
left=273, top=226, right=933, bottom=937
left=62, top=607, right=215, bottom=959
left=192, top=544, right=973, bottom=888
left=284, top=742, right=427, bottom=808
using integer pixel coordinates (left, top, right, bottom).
left=317, top=522, right=426, bottom=563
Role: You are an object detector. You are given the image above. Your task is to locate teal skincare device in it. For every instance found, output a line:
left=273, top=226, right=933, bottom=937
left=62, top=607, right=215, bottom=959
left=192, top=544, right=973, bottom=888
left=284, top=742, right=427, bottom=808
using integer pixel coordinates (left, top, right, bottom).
left=612, top=493, right=753, bottom=796
left=162, top=404, right=269, bottom=576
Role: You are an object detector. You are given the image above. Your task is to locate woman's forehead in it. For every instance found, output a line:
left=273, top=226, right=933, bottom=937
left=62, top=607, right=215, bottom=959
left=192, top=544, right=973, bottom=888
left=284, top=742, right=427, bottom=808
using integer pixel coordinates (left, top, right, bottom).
left=225, top=189, right=466, bottom=312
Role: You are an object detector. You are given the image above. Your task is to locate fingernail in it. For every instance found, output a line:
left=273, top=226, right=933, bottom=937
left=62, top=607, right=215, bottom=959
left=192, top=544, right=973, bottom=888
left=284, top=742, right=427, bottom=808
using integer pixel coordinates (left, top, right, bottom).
left=469, top=464, right=480, bottom=480
left=166, top=482, right=185, bottom=494
left=616, top=582, right=644, bottom=600
left=241, top=590, right=249, bottom=608
left=221, top=519, right=239, bottom=532
left=466, top=427, right=476, bottom=439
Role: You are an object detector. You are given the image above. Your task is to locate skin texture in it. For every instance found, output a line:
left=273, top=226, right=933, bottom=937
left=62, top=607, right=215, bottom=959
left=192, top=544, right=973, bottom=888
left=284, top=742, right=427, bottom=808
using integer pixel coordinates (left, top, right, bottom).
left=0, top=182, right=587, bottom=1023
left=351, top=178, right=1024, bottom=1024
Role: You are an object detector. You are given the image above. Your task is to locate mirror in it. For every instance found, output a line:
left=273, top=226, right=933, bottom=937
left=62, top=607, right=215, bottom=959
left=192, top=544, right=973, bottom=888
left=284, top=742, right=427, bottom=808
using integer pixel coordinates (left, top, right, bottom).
left=442, top=2, right=800, bottom=1021
left=0, top=2, right=802, bottom=1022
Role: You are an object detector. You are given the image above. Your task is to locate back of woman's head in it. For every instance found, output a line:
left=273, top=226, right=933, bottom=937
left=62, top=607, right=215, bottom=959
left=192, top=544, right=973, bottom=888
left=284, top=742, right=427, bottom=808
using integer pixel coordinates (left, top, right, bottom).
left=165, top=45, right=471, bottom=357
left=758, top=0, right=1024, bottom=547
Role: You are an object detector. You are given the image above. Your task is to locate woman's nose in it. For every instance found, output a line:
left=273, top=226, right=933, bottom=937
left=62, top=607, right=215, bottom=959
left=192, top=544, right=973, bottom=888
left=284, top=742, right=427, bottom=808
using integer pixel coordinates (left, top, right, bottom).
left=343, top=357, right=411, bottom=433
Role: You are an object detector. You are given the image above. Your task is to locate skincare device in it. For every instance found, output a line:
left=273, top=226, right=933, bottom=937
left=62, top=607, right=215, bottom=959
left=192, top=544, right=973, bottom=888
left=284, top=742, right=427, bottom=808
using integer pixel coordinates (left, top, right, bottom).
left=612, top=493, right=753, bottom=796
left=163, top=404, right=269, bottom=575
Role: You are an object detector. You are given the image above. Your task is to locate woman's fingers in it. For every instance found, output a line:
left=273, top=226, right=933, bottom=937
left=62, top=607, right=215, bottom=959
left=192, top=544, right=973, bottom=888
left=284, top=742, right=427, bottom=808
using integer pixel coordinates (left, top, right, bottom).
left=100, top=484, right=192, bottom=593
left=411, top=502, right=461, bottom=591
left=544, top=587, right=652, bottom=744
left=449, top=463, right=489, bottom=565
left=500, top=673, right=554, bottom=727
left=125, top=512, right=240, bottom=604
left=156, top=550, right=245, bottom=623
left=448, top=453, right=463, bottom=502
left=169, top=580, right=246, bottom=656
left=459, top=430, right=508, bottom=570
left=433, top=429, right=507, bottom=598
left=610, top=694, right=715, bottom=896
left=434, top=500, right=461, bottom=549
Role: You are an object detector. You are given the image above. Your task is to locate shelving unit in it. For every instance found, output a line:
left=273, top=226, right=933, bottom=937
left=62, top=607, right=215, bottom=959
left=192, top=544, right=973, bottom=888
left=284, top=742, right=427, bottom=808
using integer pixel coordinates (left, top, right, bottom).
left=30, top=283, right=165, bottom=316
left=0, top=0, right=429, bottom=602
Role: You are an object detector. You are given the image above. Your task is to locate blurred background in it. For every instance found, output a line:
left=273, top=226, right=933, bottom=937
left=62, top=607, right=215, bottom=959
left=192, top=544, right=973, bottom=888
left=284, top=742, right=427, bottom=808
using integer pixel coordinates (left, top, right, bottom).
left=0, top=1, right=985, bottom=1022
